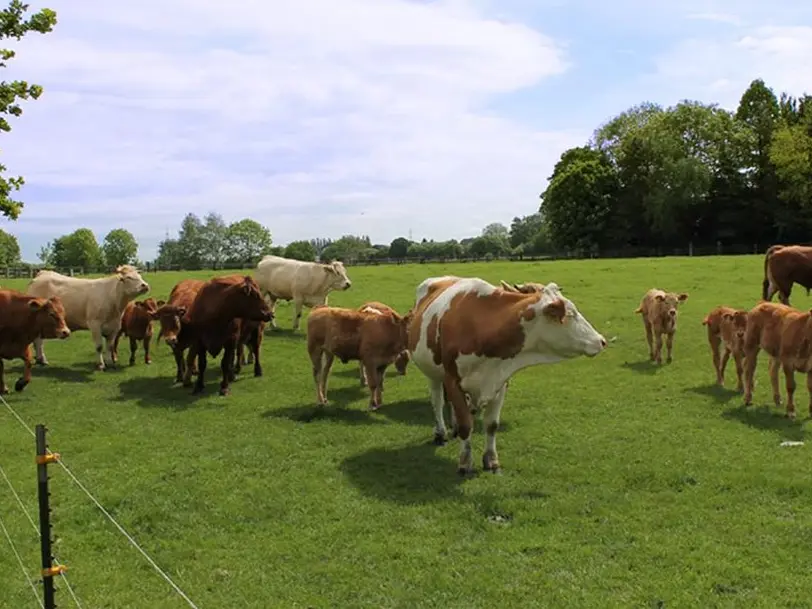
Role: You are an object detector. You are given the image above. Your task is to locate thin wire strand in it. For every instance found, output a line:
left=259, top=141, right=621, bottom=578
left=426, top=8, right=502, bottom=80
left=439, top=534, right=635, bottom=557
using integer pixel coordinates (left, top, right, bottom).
left=0, top=512, right=44, bottom=609
left=1, top=394, right=200, bottom=609
left=0, top=464, right=84, bottom=608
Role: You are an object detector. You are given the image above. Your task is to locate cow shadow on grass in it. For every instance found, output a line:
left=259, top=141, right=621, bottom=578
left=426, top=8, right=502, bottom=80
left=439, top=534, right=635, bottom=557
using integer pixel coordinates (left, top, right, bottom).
left=263, top=384, right=381, bottom=424
left=112, top=375, right=215, bottom=410
left=27, top=363, right=96, bottom=383
left=341, top=441, right=467, bottom=504
left=722, top=404, right=805, bottom=441
left=378, top=399, right=514, bottom=433
left=619, top=360, right=661, bottom=376
left=685, top=383, right=741, bottom=404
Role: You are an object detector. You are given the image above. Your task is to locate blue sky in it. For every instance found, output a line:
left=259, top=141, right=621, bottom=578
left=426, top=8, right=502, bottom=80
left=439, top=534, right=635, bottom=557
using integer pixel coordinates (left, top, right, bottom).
left=2, top=0, right=811, bottom=262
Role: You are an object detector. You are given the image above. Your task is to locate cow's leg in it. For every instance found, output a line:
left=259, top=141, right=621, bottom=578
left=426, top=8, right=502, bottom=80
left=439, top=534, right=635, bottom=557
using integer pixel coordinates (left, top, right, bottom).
left=708, top=330, right=722, bottom=384
left=319, top=352, right=335, bottom=404
left=0, top=360, right=7, bottom=394
left=733, top=351, right=744, bottom=393
left=266, top=295, right=279, bottom=329
left=143, top=334, right=152, bottom=365
left=89, top=324, right=106, bottom=371
left=192, top=345, right=207, bottom=394
left=310, top=348, right=324, bottom=404
left=292, top=297, right=305, bottom=331
left=182, top=347, right=197, bottom=388
left=718, top=348, right=731, bottom=386
left=769, top=356, right=782, bottom=407
left=234, top=341, right=243, bottom=376
left=653, top=331, right=664, bottom=365
left=219, top=341, right=236, bottom=396
left=443, top=375, right=473, bottom=475
left=743, top=348, right=759, bottom=405
left=364, top=363, right=386, bottom=410
left=643, top=319, right=654, bottom=360
left=430, top=379, right=448, bottom=445
left=806, top=372, right=812, bottom=418
left=112, top=329, right=123, bottom=364
left=33, top=337, right=47, bottom=366
left=128, top=337, right=138, bottom=366
left=665, top=331, right=675, bottom=363
left=482, top=382, right=508, bottom=472
left=251, top=330, right=263, bottom=378
left=782, top=362, right=796, bottom=419
left=359, top=362, right=368, bottom=387
left=14, top=345, right=33, bottom=393
left=173, top=346, right=185, bottom=383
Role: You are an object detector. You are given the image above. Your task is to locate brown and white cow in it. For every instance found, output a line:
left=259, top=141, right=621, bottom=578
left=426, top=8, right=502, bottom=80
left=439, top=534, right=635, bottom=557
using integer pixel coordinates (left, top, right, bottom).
left=113, top=298, right=163, bottom=366
left=742, top=301, right=812, bottom=419
left=356, top=301, right=410, bottom=385
left=0, top=290, right=70, bottom=394
left=26, top=265, right=150, bottom=370
left=762, top=244, right=812, bottom=305
left=182, top=275, right=273, bottom=396
left=701, top=306, right=748, bottom=390
left=408, top=275, right=607, bottom=475
left=307, top=304, right=412, bottom=410
left=254, top=255, right=352, bottom=331
left=634, top=288, right=689, bottom=364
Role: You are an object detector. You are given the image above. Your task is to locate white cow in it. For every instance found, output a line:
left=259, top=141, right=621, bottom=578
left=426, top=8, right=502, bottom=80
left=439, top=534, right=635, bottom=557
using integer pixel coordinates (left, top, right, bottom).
left=407, top=275, right=606, bottom=475
left=253, top=255, right=352, bottom=330
left=26, top=265, right=150, bottom=370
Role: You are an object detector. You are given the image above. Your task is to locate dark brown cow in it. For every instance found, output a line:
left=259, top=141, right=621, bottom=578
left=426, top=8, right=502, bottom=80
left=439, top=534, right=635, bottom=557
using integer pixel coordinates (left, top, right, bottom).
left=153, top=279, right=205, bottom=385
left=701, top=306, right=747, bottom=390
left=356, top=301, right=410, bottom=385
left=743, top=301, right=812, bottom=419
left=762, top=245, right=812, bottom=305
left=183, top=275, right=273, bottom=396
left=0, top=290, right=70, bottom=394
left=233, top=319, right=266, bottom=378
left=307, top=305, right=412, bottom=410
left=113, top=298, right=162, bottom=366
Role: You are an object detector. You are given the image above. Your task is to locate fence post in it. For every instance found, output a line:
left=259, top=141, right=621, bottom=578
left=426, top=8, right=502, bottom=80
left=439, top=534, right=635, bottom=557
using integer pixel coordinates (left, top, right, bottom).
left=35, top=424, right=63, bottom=609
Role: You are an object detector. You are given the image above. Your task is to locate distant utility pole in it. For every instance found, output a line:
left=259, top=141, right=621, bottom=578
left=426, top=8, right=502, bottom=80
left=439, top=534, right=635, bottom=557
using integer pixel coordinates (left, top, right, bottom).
left=408, top=228, right=413, bottom=241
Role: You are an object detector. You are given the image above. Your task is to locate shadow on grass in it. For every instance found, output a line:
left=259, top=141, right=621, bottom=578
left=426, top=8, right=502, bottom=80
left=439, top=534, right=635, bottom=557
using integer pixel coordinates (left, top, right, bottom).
left=340, top=441, right=467, bottom=504
left=722, top=404, right=806, bottom=441
left=378, top=398, right=514, bottom=433
left=685, top=383, right=741, bottom=404
left=265, top=327, right=305, bottom=343
left=112, top=375, right=214, bottom=410
left=620, top=360, right=660, bottom=375
left=29, top=363, right=97, bottom=383
left=263, top=403, right=389, bottom=425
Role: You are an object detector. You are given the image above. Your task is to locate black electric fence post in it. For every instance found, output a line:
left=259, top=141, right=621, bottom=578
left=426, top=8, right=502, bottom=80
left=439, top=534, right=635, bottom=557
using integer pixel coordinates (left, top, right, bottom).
left=35, top=424, right=65, bottom=609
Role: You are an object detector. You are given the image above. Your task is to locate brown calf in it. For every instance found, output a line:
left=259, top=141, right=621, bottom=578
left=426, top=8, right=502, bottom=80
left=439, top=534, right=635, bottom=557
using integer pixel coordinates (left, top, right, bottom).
left=0, top=290, right=70, bottom=394
left=743, top=301, right=812, bottom=419
left=154, top=279, right=205, bottom=385
left=113, top=298, right=163, bottom=365
left=762, top=244, right=812, bottom=305
left=356, top=301, right=410, bottom=386
left=701, top=306, right=747, bottom=390
left=634, top=288, right=689, bottom=364
left=234, top=319, right=266, bottom=378
left=307, top=305, right=412, bottom=410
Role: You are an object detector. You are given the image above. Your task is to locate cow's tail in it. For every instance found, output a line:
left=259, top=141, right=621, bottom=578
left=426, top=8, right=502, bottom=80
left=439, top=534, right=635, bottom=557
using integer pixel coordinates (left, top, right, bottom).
left=763, top=245, right=783, bottom=301
left=701, top=315, right=710, bottom=325
left=634, top=305, right=643, bottom=314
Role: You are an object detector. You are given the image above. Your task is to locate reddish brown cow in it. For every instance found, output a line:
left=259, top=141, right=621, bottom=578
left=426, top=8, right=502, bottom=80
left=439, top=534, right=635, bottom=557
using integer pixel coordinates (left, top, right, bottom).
left=701, top=306, right=747, bottom=390
left=743, top=301, right=812, bottom=419
left=634, top=288, right=689, bottom=364
left=153, top=279, right=205, bottom=385
left=356, top=301, right=410, bottom=385
left=0, top=290, right=70, bottom=394
left=183, top=275, right=273, bottom=396
left=307, top=305, right=412, bottom=410
left=762, top=245, right=812, bottom=305
left=113, top=298, right=163, bottom=366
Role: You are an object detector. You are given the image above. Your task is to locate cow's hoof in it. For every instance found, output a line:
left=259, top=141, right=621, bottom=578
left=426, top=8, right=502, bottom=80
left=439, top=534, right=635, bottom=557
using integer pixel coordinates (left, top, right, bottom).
left=129, top=361, right=136, bottom=367
left=482, top=455, right=501, bottom=473
left=219, top=388, right=231, bottom=396
left=191, top=386, right=204, bottom=395
left=253, top=370, right=263, bottom=378
left=0, top=386, right=9, bottom=395
left=666, top=357, right=673, bottom=364
left=14, top=379, right=28, bottom=393
left=35, top=359, right=47, bottom=367
left=433, top=433, right=447, bottom=446
left=457, top=467, right=475, bottom=477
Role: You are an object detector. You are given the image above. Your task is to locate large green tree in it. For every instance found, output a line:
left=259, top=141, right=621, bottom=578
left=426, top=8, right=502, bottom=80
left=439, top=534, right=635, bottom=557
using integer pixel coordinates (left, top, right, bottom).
left=102, top=228, right=138, bottom=266
left=283, top=240, right=316, bottom=261
left=0, top=227, right=20, bottom=265
left=226, top=218, right=272, bottom=263
left=51, top=228, right=104, bottom=269
left=0, top=1, right=57, bottom=219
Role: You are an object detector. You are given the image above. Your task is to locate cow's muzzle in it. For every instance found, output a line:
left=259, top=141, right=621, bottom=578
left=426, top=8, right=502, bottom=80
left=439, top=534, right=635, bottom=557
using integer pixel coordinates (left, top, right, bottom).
left=59, top=329, right=71, bottom=339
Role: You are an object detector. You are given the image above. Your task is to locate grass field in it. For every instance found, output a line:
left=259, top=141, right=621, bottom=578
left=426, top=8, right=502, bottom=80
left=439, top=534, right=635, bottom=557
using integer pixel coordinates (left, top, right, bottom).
left=2, top=256, right=812, bottom=609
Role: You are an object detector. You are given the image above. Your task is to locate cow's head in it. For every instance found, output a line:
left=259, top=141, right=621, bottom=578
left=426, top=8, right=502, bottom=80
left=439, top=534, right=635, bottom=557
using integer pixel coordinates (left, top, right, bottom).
left=722, top=309, right=748, bottom=347
left=134, top=298, right=159, bottom=316
left=500, top=280, right=545, bottom=294
left=116, top=265, right=150, bottom=298
left=233, top=275, right=273, bottom=323
left=322, top=260, right=352, bottom=291
left=151, top=304, right=187, bottom=347
left=655, top=291, right=688, bottom=321
left=529, top=282, right=606, bottom=358
left=30, top=296, right=71, bottom=340
left=393, top=349, right=410, bottom=375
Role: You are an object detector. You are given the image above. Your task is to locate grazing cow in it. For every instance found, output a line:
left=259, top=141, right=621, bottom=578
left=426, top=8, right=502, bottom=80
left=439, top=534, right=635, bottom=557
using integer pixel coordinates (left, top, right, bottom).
left=701, top=306, right=748, bottom=390
left=307, top=304, right=412, bottom=410
left=356, top=301, right=410, bottom=385
left=113, top=298, right=163, bottom=366
left=153, top=279, right=205, bottom=385
left=743, top=301, right=812, bottom=419
left=762, top=245, right=812, bottom=305
left=183, top=275, right=273, bottom=396
left=499, top=280, right=545, bottom=294
left=26, top=265, right=150, bottom=370
left=408, top=275, right=607, bottom=475
left=254, top=255, right=352, bottom=331
left=634, top=288, right=689, bottom=364
left=233, top=319, right=266, bottom=378
left=0, top=290, right=70, bottom=394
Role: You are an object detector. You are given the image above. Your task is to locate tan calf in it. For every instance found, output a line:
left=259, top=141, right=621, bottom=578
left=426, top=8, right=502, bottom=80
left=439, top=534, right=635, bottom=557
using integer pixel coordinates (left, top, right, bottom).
left=701, top=306, right=747, bottom=390
left=307, top=305, right=412, bottom=410
left=634, top=288, right=688, bottom=364
left=356, top=301, right=410, bottom=386
left=743, top=302, right=812, bottom=419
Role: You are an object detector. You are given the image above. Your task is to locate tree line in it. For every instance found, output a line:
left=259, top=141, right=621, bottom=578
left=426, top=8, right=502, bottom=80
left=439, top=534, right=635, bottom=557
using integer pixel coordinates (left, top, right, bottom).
left=539, top=78, right=812, bottom=254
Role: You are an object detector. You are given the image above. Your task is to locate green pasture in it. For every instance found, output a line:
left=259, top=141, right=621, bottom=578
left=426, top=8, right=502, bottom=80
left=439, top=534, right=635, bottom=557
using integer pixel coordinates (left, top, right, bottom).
left=2, top=256, right=812, bottom=608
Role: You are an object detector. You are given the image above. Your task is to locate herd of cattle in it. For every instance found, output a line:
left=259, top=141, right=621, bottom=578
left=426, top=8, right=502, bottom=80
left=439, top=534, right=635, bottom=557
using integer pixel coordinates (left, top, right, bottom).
left=3, top=245, right=812, bottom=474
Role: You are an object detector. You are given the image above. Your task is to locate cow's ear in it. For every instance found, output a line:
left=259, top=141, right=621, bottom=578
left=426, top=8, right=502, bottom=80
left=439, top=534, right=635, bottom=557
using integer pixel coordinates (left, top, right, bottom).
left=28, top=299, right=44, bottom=311
left=655, top=294, right=665, bottom=301
left=678, top=293, right=688, bottom=301
left=542, top=298, right=566, bottom=323
left=723, top=313, right=733, bottom=320
left=499, top=280, right=515, bottom=292
left=157, top=300, right=165, bottom=306
left=177, top=306, right=187, bottom=317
